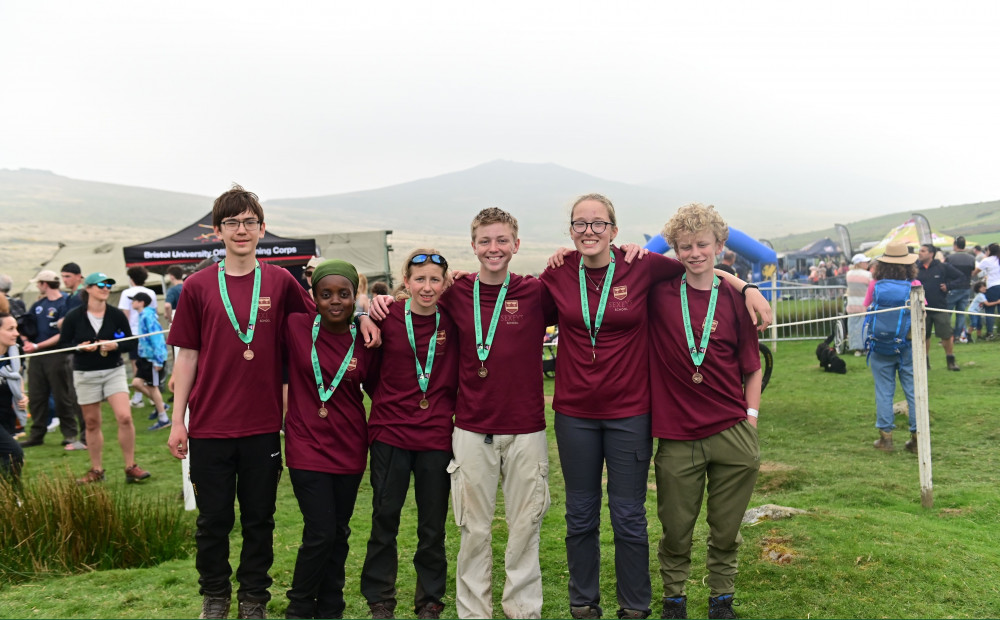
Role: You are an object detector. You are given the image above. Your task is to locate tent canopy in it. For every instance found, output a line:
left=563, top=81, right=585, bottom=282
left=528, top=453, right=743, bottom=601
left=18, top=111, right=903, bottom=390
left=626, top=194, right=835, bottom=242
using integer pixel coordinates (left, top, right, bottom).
left=305, top=230, right=394, bottom=284
left=123, top=214, right=316, bottom=275
left=784, top=237, right=842, bottom=260
left=864, top=219, right=955, bottom=258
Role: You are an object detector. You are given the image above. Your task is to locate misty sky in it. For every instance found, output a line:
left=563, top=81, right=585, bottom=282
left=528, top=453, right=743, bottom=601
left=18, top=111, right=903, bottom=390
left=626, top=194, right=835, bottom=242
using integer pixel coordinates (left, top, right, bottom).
left=3, top=0, right=998, bottom=216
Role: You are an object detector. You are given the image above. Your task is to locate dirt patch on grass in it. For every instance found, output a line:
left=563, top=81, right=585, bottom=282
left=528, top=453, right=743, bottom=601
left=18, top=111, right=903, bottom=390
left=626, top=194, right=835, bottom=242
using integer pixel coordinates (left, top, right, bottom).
left=760, top=530, right=798, bottom=564
left=938, top=507, right=970, bottom=517
left=756, top=462, right=803, bottom=493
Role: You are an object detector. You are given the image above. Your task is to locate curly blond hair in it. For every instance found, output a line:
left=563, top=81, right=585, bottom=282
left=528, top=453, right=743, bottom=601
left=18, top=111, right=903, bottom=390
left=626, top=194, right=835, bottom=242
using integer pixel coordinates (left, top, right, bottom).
left=662, top=203, right=729, bottom=249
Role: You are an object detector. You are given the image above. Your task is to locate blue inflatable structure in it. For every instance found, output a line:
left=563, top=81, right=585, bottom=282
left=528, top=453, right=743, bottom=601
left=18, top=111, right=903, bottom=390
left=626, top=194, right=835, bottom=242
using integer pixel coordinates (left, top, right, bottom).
left=643, top=228, right=778, bottom=282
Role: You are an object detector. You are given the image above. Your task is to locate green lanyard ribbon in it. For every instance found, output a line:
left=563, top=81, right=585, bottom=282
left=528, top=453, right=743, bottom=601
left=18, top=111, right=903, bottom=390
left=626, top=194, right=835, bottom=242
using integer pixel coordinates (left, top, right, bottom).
left=405, top=299, right=439, bottom=395
left=218, top=259, right=261, bottom=347
left=473, top=273, right=510, bottom=375
left=579, top=251, right=616, bottom=362
left=680, top=274, right=720, bottom=376
left=311, top=315, right=357, bottom=406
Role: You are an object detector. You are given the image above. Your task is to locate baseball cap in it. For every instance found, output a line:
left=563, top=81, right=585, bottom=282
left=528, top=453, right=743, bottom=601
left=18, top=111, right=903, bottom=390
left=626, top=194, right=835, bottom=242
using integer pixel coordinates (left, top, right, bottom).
left=83, top=272, right=117, bottom=287
left=61, top=262, right=82, bottom=275
left=851, top=253, right=869, bottom=265
left=31, top=269, right=61, bottom=284
left=305, top=256, right=322, bottom=270
left=129, top=291, right=153, bottom=305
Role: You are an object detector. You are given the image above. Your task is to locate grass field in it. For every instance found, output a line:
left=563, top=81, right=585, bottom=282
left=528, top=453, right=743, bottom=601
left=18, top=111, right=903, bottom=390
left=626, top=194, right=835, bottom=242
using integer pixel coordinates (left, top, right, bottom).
left=1, top=338, right=999, bottom=619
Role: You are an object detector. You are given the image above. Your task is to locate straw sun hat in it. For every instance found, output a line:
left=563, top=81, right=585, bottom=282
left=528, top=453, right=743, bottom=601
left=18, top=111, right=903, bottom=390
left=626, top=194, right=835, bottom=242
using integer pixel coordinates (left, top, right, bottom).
left=878, top=241, right=918, bottom=265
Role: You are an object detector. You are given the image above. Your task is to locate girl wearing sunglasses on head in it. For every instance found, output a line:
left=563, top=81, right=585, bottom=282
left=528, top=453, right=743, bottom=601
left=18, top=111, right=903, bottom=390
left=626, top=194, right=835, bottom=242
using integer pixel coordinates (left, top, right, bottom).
left=59, top=272, right=151, bottom=485
left=360, top=249, right=458, bottom=620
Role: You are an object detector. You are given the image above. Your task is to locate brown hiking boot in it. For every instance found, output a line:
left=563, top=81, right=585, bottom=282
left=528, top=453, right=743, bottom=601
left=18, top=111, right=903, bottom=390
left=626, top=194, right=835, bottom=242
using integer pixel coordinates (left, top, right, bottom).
left=77, top=468, right=105, bottom=485
left=873, top=430, right=893, bottom=452
left=237, top=600, right=267, bottom=619
left=904, top=432, right=918, bottom=453
left=200, top=595, right=231, bottom=619
left=125, top=463, right=152, bottom=483
left=416, top=602, right=444, bottom=619
left=571, top=606, right=603, bottom=619
left=369, top=602, right=394, bottom=619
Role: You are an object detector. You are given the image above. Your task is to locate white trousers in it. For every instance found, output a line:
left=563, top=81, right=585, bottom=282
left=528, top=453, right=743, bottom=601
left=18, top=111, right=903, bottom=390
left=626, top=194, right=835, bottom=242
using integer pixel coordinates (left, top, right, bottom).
left=449, top=428, right=551, bottom=619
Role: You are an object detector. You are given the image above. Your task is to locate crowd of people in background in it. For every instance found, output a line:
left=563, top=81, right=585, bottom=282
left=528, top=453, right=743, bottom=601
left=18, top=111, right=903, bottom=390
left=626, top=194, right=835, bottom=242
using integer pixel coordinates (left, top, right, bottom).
left=3, top=188, right=999, bottom=620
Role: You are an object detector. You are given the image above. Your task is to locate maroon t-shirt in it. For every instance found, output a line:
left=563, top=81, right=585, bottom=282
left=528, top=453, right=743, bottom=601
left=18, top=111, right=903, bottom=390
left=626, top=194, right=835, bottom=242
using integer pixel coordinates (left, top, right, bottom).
left=648, top=278, right=761, bottom=440
left=167, top=262, right=313, bottom=438
left=283, top=313, right=380, bottom=475
left=540, top=249, right=684, bottom=418
left=438, top=273, right=555, bottom=435
left=368, top=302, right=458, bottom=452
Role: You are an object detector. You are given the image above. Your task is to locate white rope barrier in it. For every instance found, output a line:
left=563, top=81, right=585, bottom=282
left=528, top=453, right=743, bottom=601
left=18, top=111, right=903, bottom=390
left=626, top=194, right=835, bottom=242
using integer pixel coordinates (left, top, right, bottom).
left=0, top=329, right=170, bottom=363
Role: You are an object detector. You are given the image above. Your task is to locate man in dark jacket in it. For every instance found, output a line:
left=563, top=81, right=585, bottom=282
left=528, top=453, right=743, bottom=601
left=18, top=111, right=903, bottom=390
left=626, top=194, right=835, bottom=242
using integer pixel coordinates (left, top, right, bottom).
left=945, top=237, right=976, bottom=339
left=917, top=244, right=967, bottom=371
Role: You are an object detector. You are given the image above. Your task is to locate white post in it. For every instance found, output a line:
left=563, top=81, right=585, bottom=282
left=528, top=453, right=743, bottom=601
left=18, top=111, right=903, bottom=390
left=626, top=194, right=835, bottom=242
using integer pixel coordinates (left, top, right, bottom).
left=769, top=271, right=778, bottom=351
left=909, top=285, right=933, bottom=508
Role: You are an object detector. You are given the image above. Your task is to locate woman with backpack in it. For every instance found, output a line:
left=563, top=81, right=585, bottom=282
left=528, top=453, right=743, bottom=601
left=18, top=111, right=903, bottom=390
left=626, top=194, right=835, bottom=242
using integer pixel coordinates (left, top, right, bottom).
left=863, top=242, right=920, bottom=453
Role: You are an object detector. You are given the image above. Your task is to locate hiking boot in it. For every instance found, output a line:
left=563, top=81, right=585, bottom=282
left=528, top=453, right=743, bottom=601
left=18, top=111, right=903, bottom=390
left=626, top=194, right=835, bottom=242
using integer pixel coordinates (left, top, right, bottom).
left=200, top=595, right=231, bottom=619
left=369, top=602, right=394, bottom=619
left=905, top=432, right=918, bottom=454
left=873, top=430, right=893, bottom=452
left=571, top=605, right=603, bottom=619
left=77, top=468, right=105, bottom=485
left=708, top=595, right=737, bottom=619
left=416, top=602, right=444, bottom=619
left=661, top=596, right=687, bottom=619
left=617, top=608, right=650, bottom=619
left=947, top=355, right=960, bottom=371
left=237, top=600, right=267, bottom=619
left=125, top=463, right=152, bottom=483
left=19, top=438, right=43, bottom=448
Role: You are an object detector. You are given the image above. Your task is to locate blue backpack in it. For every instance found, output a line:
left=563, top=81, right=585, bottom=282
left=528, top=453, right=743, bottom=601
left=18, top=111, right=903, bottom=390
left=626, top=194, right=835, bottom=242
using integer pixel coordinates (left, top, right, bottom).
left=863, top=279, right=913, bottom=359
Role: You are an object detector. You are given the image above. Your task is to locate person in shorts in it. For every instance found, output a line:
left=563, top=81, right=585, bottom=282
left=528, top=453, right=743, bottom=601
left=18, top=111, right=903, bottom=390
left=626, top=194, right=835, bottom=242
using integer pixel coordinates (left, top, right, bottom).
left=59, top=272, right=151, bottom=485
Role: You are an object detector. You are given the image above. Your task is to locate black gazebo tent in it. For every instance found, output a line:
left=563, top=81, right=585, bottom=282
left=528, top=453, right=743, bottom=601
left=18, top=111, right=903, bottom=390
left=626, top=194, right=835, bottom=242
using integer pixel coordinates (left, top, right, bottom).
left=123, top=214, right=316, bottom=275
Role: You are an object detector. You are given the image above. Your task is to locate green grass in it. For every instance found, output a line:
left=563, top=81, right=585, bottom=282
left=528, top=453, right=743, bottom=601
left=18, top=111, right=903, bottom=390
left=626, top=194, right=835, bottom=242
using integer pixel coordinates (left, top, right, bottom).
left=2, top=338, right=1000, bottom=618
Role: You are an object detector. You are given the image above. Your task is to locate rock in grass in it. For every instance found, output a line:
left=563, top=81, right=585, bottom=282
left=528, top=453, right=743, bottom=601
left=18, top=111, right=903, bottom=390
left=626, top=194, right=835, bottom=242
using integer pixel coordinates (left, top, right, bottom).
left=742, top=504, right=808, bottom=525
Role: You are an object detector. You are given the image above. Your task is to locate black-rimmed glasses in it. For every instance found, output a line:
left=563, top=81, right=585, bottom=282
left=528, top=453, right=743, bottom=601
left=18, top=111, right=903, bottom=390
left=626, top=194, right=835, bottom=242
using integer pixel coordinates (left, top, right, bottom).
left=571, top=220, right=612, bottom=234
left=410, top=254, right=448, bottom=267
left=220, top=218, right=261, bottom=232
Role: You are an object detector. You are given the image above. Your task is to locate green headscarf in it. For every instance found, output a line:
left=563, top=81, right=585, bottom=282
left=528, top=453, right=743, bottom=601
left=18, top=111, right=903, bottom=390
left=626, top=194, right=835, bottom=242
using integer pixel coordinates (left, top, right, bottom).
left=311, top=259, right=359, bottom=293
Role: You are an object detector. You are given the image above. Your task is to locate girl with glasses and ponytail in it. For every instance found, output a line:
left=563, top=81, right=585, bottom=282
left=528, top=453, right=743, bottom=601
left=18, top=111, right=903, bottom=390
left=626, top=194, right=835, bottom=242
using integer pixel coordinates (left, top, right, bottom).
left=360, top=249, right=458, bottom=620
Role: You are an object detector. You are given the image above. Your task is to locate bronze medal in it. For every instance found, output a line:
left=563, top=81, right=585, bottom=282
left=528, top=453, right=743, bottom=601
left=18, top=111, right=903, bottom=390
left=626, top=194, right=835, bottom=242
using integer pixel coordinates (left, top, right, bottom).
left=419, top=398, right=430, bottom=410
left=692, top=372, right=703, bottom=384
left=477, top=366, right=488, bottom=378
left=318, top=407, right=328, bottom=418
left=100, top=349, right=108, bottom=357
left=243, top=349, right=254, bottom=361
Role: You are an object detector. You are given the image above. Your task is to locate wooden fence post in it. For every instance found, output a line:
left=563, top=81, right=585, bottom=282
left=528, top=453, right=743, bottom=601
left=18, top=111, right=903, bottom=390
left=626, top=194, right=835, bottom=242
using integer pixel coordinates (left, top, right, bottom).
left=909, top=285, right=933, bottom=508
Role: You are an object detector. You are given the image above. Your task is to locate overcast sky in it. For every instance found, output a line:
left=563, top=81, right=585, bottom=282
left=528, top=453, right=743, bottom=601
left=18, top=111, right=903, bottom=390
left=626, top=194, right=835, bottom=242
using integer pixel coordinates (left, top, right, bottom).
left=3, top=0, right=998, bottom=214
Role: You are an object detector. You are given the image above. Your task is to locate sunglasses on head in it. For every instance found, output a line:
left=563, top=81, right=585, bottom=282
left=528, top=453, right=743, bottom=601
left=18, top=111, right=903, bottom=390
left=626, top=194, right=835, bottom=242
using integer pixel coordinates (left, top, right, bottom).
left=410, top=254, right=447, bottom=267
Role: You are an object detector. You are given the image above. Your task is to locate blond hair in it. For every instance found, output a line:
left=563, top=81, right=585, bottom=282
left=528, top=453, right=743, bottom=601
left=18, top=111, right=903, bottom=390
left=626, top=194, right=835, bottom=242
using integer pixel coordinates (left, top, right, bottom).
left=357, top=273, right=369, bottom=296
left=470, top=207, right=519, bottom=242
left=396, top=248, right=448, bottom=301
left=571, top=193, right=618, bottom=227
left=662, top=203, right=729, bottom=248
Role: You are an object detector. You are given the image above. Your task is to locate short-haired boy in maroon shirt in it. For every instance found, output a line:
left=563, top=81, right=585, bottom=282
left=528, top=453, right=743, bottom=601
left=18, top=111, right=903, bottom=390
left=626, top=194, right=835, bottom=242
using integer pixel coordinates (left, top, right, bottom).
left=648, top=204, right=762, bottom=620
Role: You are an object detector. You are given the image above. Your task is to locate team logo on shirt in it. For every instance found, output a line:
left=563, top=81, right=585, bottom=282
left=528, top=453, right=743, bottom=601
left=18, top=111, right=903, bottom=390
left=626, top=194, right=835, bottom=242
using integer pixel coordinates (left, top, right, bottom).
left=505, top=300, right=519, bottom=314
left=711, top=320, right=719, bottom=332
left=436, top=330, right=446, bottom=345
left=347, top=357, right=357, bottom=372
left=258, top=297, right=271, bottom=312
left=613, top=285, right=628, bottom=300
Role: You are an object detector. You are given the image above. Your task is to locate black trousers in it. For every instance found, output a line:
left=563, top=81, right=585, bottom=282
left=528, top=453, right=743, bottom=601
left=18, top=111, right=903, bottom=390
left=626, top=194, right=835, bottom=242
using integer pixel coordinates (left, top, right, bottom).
left=189, top=433, right=283, bottom=602
left=27, top=353, right=82, bottom=442
left=0, top=425, right=23, bottom=481
left=360, top=441, right=451, bottom=613
left=286, top=468, right=363, bottom=620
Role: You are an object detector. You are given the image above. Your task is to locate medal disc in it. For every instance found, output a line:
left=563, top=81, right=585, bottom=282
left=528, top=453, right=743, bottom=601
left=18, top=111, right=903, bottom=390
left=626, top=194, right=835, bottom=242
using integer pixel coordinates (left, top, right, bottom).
left=318, top=407, right=328, bottom=418
left=100, top=349, right=108, bottom=357
left=692, top=372, right=703, bottom=384
left=419, top=398, right=430, bottom=410
left=243, top=349, right=255, bottom=361
left=477, top=366, right=488, bottom=378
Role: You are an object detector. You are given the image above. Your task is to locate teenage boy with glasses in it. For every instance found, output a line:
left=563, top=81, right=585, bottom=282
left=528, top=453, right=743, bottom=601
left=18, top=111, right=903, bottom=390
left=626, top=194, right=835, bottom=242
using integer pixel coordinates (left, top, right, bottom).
left=167, top=185, right=379, bottom=620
